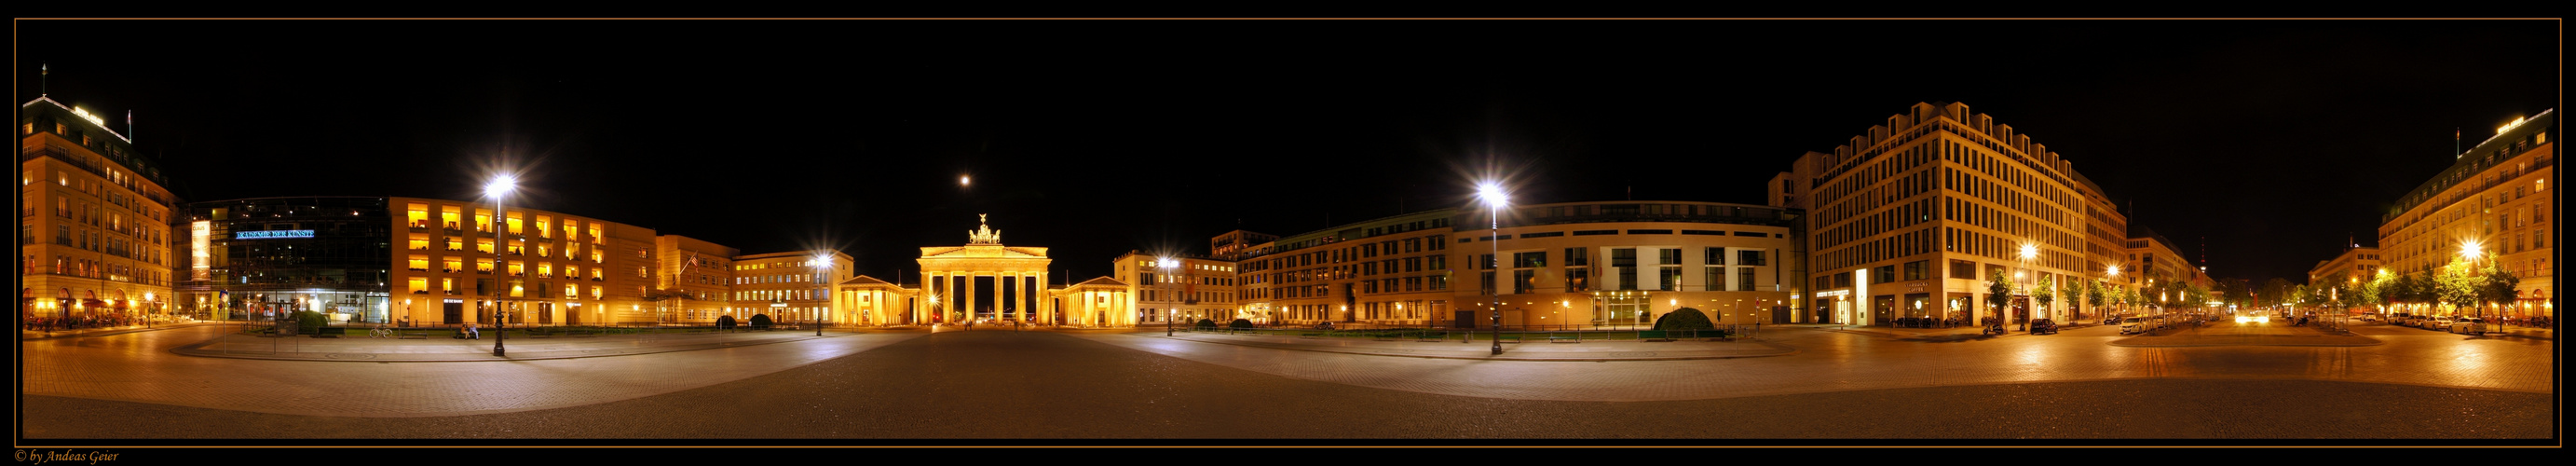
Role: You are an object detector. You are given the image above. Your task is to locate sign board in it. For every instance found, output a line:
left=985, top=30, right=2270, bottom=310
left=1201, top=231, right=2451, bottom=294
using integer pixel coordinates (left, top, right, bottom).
left=235, top=230, right=316, bottom=240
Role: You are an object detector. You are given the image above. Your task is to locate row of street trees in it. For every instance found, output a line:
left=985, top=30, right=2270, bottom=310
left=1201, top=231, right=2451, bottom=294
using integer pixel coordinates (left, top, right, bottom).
left=1977, top=269, right=2206, bottom=327
left=2283, top=258, right=2524, bottom=332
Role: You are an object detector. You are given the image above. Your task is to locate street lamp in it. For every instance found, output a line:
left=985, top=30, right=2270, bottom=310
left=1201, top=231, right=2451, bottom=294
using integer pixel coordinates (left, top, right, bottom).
left=485, top=173, right=515, bottom=357
left=2460, top=240, right=2486, bottom=335
left=2017, top=242, right=2037, bottom=332
left=1159, top=258, right=1178, bottom=336
left=1479, top=181, right=1508, bottom=356
left=814, top=253, right=831, bottom=336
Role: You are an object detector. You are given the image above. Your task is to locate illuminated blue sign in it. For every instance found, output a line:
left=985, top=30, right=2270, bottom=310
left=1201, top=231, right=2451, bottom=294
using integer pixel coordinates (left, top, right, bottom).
left=235, top=230, right=316, bottom=240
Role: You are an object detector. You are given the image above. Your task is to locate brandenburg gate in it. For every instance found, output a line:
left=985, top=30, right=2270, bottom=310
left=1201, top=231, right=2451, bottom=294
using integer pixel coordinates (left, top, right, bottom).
left=915, top=215, right=1053, bottom=323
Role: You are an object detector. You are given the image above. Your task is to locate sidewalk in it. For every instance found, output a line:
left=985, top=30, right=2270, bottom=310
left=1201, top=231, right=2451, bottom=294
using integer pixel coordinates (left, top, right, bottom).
left=20, top=322, right=222, bottom=340
left=164, top=328, right=867, bottom=363
left=1146, top=329, right=1798, bottom=361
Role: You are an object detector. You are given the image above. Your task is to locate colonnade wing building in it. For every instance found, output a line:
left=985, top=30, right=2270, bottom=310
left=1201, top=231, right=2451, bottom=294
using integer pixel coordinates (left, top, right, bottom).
left=1774, top=102, right=2129, bottom=326
left=20, top=97, right=181, bottom=319
left=2375, top=108, right=2554, bottom=316
left=1125, top=201, right=1804, bottom=329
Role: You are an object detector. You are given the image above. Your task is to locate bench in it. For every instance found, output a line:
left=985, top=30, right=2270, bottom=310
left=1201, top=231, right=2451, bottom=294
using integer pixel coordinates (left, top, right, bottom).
left=1547, top=333, right=1581, bottom=344
left=1637, top=330, right=1674, bottom=342
left=1494, top=334, right=1523, bottom=343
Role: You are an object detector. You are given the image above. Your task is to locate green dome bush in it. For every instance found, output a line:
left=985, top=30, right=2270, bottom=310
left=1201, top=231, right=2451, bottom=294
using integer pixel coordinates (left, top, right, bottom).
left=1654, top=308, right=1715, bottom=331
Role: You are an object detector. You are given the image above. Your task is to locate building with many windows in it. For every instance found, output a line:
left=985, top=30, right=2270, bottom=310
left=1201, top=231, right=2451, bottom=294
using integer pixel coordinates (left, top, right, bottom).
left=174, top=197, right=390, bottom=322
left=1777, top=102, right=2125, bottom=329
left=2376, top=108, right=2554, bottom=319
left=730, top=250, right=850, bottom=326
left=21, top=96, right=180, bottom=322
left=1456, top=200, right=1801, bottom=328
left=384, top=196, right=671, bottom=326
left=657, top=235, right=737, bottom=324
left=1111, top=251, right=1239, bottom=325
left=2306, top=245, right=2382, bottom=289
left=1231, top=209, right=1456, bottom=327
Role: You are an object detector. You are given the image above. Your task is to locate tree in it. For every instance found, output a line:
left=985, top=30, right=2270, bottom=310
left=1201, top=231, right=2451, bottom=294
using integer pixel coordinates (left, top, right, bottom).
left=2085, top=280, right=2107, bottom=312
left=2434, top=261, right=2484, bottom=314
left=2476, top=261, right=2522, bottom=327
left=2357, top=271, right=2389, bottom=312
left=1985, top=271, right=2012, bottom=325
left=2261, top=278, right=2297, bottom=309
left=2033, top=274, right=2056, bottom=320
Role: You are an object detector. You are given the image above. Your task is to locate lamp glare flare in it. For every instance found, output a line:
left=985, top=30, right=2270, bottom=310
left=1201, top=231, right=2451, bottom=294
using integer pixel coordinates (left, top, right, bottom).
left=484, top=174, right=516, bottom=199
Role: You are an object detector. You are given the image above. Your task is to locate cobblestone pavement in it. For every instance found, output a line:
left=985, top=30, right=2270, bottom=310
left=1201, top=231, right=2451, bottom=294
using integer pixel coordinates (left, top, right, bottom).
left=21, top=325, right=925, bottom=417
left=16, top=321, right=2555, bottom=441
left=20, top=329, right=2550, bottom=441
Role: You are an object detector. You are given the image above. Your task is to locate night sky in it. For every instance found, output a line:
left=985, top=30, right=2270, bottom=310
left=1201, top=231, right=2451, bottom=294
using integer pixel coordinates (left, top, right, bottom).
left=15, top=20, right=2557, bottom=285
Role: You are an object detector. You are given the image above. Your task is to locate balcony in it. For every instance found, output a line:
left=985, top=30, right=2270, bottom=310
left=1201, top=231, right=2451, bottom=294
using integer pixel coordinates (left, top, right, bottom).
left=409, top=220, right=430, bottom=230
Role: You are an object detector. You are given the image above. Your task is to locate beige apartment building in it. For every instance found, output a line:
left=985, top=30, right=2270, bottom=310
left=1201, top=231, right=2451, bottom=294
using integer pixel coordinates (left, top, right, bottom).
left=2306, top=246, right=2382, bottom=289
left=2377, top=108, right=2554, bottom=319
left=1112, top=251, right=1239, bottom=325
left=21, top=97, right=180, bottom=321
left=1777, top=102, right=2125, bottom=329
left=729, top=250, right=850, bottom=325
left=656, top=235, right=738, bottom=324
left=387, top=196, right=671, bottom=325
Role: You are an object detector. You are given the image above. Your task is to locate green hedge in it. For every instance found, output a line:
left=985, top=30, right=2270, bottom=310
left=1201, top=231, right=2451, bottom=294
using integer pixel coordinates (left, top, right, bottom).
left=1654, top=308, right=1714, bottom=331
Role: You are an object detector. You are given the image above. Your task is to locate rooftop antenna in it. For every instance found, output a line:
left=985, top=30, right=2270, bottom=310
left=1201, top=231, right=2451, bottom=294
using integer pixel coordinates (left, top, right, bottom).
left=39, top=62, right=48, bottom=97
left=127, top=110, right=133, bottom=143
left=2454, top=127, right=2461, bottom=158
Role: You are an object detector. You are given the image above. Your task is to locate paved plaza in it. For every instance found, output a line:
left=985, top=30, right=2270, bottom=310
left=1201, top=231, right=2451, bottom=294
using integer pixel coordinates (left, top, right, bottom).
left=16, top=320, right=2556, bottom=442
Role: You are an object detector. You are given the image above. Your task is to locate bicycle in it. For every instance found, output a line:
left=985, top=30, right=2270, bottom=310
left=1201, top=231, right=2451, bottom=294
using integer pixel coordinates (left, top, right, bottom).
left=369, top=324, right=396, bottom=338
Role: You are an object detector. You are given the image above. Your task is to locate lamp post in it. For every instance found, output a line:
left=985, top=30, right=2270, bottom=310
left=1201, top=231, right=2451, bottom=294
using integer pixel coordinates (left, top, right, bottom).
left=1160, top=257, right=1177, bottom=336
left=1479, top=182, right=1508, bottom=356
left=2018, top=243, right=2037, bottom=332
left=2460, top=240, right=2485, bottom=335
left=815, top=253, right=831, bottom=337
left=485, top=174, right=515, bottom=357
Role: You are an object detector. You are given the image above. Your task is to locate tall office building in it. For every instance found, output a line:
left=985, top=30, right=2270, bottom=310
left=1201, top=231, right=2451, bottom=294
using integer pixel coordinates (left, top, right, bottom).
left=21, top=96, right=180, bottom=322
left=2376, top=108, right=2554, bottom=319
left=1777, top=103, right=2125, bottom=329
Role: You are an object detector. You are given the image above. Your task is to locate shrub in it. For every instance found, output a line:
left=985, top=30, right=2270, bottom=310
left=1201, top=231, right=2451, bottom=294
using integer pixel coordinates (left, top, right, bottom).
left=1193, top=318, right=1218, bottom=329
left=290, top=310, right=327, bottom=334
left=1654, top=308, right=1715, bottom=331
left=716, top=315, right=737, bottom=329
left=1229, top=319, right=1255, bottom=329
left=749, top=314, right=773, bottom=329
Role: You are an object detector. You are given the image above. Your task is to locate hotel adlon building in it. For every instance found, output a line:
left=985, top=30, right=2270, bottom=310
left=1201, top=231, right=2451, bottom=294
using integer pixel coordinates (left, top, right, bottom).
left=1777, top=102, right=2127, bottom=327
left=21, top=97, right=180, bottom=320
left=2376, top=108, right=2554, bottom=318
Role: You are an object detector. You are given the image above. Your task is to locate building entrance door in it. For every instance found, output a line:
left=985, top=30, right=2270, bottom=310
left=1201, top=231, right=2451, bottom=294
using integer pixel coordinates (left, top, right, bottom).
left=443, top=301, right=464, bottom=324
left=538, top=303, right=553, bottom=324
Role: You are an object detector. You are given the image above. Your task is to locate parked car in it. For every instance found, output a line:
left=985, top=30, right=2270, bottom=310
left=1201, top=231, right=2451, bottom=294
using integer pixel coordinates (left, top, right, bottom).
left=1312, top=322, right=1335, bottom=330
left=2424, top=315, right=2456, bottom=330
left=2119, top=317, right=2148, bottom=335
left=2031, top=319, right=2058, bottom=335
left=2449, top=317, right=2486, bottom=334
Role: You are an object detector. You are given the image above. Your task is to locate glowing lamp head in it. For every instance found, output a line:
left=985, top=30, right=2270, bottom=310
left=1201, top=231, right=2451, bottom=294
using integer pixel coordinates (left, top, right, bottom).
left=2019, top=243, right=2038, bottom=260
left=1158, top=258, right=1176, bottom=270
left=960, top=175, right=971, bottom=186
left=484, top=175, right=516, bottom=199
left=2459, top=240, right=2483, bottom=261
left=1476, top=182, right=1508, bottom=209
